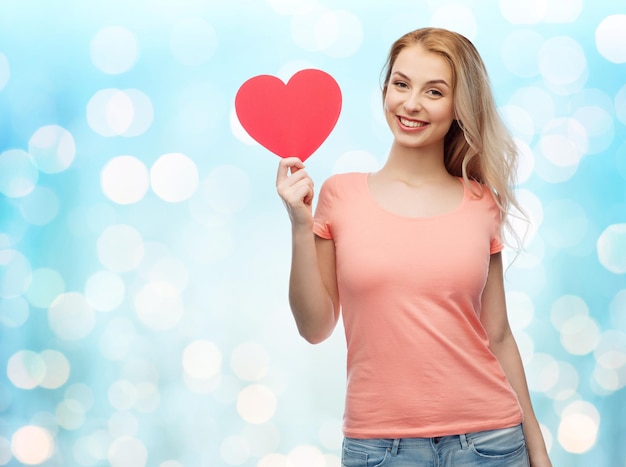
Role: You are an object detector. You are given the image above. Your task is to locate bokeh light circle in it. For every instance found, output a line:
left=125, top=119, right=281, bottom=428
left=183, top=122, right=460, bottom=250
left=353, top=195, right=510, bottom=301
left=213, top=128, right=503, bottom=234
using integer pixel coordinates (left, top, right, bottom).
left=0, top=149, right=38, bottom=198
left=182, top=340, right=222, bottom=380
left=7, top=350, right=45, bottom=389
left=134, top=281, right=184, bottom=330
left=101, top=155, right=150, bottom=205
left=108, top=380, right=138, bottom=411
left=91, top=26, right=138, bottom=74
left=544, top=0, right=582, bottom=22
left=287, top=445, right=326, bottom=467
left=66, top=383, right=95, bottom=411
left=18, top=186, right=60, bottom=226
left=593, top=330, right=626, bottom=392
left=258, top=453, right=288, bottom=467
left=121, top=89, right=154, bottom=137
left=572, top=105, right=614, bottom=155
left=97, top=224, right=145, bottom=272
left=108, top=436, right=148, bottom=467
left=526, top=353, right=559, bottom=393
left=48, top=292, right=96, bottom=341
left=150, top=153, right=199, bottom=202
left=545, top=361, right=579, bottom=400
left=11, top=425, right=54, bottom=464
left=557, top=400, right=600, bottom=453
left=595, top=15, right=626, bottom=63
left=236, top=384, right=277, bottom=424
left=560, top=314, right=600, bottom=356
left=551, top=294, right=589, bottom=328
left=538, top=36, right=587, bottom=87
left=85, top=270, right=125, bottom=312
left=230, top=341, right=270, bottom=382
left=39, top=350, right=71, bottom=389
left=87, top=89, right=152, bottom=137
left=24, top=268, right=65, bottom=309
left=109, top=411, right=140, bottom=438
left=28, top=125, right=75, bottom=173
left=534, top=117, right=587, bottom=183
left=56, top=398, right=85, bottom=430
left=0, top=249, right=32, bottom=298
left=597, top=223, right=626, bottom=274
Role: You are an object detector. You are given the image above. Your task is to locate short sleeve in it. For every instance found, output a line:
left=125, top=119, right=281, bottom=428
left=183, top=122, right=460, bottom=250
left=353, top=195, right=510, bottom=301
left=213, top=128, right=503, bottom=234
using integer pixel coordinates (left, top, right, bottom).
left=313, top=176, right=336, bottom=239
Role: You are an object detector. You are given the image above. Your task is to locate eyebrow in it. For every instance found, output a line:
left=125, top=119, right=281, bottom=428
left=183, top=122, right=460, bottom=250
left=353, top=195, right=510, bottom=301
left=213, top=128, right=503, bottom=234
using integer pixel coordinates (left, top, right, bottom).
left=392, top=71, right=450, bottom=88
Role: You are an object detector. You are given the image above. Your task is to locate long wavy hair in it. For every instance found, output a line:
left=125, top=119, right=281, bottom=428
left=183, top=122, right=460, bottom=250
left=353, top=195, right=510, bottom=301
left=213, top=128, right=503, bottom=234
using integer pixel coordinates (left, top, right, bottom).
left=382, top=27, right=525, bottom=250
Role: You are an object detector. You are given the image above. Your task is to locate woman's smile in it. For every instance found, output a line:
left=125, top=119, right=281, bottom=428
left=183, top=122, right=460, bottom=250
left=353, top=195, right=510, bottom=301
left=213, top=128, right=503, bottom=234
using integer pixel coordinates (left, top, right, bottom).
left=397, top=116, right=429, bottom=129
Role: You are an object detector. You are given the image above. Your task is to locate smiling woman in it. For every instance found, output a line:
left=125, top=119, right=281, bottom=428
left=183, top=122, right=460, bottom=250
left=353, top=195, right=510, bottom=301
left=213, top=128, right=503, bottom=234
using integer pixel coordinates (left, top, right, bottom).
left=276, top=27, right=551, bottom=466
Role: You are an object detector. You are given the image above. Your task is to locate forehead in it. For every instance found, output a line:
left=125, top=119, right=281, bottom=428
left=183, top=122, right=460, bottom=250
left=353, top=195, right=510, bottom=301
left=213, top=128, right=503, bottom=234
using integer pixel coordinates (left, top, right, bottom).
left=392, top=45, right=452, bottom=81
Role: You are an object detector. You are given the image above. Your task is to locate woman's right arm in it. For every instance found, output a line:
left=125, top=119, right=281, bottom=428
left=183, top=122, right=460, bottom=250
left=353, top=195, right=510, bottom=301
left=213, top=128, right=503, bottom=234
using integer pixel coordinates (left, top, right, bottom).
left=276, top=158, right=340, bottom=344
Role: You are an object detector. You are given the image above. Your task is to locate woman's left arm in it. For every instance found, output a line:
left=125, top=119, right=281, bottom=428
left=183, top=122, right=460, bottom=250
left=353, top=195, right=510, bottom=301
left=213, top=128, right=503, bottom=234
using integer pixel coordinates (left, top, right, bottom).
left=481, top=252, right=552, bottom=467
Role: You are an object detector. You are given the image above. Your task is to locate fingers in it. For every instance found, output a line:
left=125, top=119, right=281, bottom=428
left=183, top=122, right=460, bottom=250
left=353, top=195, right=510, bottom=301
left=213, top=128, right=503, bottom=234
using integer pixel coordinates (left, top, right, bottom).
left=277, top=169, right=314, bottom=204
left=276, top=157, right=305, bottom=186
left=276, top=157, right=315, bottom=219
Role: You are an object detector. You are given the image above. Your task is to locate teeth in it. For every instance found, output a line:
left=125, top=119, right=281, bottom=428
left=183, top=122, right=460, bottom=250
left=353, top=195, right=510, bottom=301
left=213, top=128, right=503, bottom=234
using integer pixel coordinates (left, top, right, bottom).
left=399, top=117, right=426, bottom=128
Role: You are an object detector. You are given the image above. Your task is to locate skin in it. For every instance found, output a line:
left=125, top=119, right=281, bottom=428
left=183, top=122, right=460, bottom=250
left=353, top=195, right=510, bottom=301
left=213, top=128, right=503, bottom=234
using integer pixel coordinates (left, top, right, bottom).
left=276, top=44, right=551, bottom=466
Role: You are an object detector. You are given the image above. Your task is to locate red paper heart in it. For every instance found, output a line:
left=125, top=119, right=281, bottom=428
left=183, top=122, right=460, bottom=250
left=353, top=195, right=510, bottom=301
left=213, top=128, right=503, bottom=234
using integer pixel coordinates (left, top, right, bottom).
left=235, top=69, right=342, bottom=161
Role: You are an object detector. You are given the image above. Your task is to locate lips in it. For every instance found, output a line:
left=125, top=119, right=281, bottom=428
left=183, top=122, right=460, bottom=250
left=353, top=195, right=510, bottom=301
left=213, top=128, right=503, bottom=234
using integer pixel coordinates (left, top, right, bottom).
left=398, top=116, right=428, bottom=128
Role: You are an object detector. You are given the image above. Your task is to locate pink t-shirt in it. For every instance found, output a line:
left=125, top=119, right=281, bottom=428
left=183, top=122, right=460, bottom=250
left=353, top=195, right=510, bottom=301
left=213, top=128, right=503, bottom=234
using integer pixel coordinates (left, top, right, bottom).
left=313, top=172, right=523, bottom=438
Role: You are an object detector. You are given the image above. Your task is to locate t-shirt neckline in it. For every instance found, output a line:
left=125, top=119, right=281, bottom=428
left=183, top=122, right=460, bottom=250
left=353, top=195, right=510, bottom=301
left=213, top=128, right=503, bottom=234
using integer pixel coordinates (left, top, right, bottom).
left=362, top=172, right=469, bottom=221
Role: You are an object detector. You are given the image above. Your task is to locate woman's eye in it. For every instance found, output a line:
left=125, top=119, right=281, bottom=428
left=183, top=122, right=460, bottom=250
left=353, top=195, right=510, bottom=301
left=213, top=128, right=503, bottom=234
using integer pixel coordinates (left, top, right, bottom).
left=427, top=89, right=443, bottom=96
left=394, top=81, right=408, bottom=88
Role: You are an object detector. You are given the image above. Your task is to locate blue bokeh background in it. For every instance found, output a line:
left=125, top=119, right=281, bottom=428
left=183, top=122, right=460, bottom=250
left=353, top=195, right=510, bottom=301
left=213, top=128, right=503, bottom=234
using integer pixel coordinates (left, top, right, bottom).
left=1, top=1, right=625, bottom=466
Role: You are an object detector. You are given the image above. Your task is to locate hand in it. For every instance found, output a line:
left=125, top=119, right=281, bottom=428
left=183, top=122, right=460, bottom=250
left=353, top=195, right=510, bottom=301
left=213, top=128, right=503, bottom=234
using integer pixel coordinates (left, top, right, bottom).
left=276, top=157, right=315, bottom=226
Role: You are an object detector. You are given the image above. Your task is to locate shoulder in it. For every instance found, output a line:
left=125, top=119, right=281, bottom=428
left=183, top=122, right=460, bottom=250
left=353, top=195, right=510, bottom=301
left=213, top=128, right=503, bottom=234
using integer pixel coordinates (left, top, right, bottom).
left=319, top=172, right=366, bottom=194
left=465, top=179, right=498, bottom=204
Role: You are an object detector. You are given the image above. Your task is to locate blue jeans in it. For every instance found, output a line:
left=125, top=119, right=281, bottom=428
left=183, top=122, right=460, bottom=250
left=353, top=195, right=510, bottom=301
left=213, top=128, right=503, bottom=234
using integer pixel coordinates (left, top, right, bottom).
left=341, top=424, right=529, bottom=466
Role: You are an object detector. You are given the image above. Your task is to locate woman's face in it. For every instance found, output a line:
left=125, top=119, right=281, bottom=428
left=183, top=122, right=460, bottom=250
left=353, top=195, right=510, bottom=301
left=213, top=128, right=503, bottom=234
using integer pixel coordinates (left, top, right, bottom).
left=383, top=44, right=455, bottom=152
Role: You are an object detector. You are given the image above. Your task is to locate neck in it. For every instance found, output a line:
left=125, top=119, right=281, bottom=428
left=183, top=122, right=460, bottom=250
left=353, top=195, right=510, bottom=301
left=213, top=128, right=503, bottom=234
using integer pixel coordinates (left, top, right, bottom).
left=380, top=141, right=450, bottom=183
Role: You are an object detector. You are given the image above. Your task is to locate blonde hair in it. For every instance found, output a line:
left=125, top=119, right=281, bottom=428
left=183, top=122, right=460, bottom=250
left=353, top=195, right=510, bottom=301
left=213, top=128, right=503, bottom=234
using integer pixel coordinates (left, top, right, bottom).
left=382, top=27, right=525, bottom=250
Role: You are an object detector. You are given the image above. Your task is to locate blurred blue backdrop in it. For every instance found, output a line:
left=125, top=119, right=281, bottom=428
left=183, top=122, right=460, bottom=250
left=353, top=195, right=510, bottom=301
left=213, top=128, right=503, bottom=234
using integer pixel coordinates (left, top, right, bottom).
left=0, top=0, right=625, bottom=466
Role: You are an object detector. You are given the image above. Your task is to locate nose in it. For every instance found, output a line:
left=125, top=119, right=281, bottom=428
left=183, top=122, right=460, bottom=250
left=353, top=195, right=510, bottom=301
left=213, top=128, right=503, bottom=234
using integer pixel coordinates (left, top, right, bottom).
left=403, top=91, right=423, bottom=113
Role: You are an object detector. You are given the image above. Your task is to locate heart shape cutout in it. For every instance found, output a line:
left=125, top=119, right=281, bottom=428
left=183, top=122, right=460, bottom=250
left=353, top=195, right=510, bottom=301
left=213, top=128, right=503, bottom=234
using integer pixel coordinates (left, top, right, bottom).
left=235, top=69, right=342, bottom=161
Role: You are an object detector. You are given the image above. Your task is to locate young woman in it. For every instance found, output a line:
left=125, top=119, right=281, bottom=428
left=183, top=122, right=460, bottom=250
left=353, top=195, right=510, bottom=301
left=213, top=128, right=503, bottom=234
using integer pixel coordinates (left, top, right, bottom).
left=276, top=27, right=551, bottom=466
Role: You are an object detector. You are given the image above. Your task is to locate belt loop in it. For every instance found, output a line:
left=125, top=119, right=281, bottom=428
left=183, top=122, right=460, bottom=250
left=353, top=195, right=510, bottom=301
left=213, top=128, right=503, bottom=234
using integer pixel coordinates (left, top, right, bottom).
left=459, top=433, right=469, bottom=450
left=391, top=438, right=400, bottom=456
